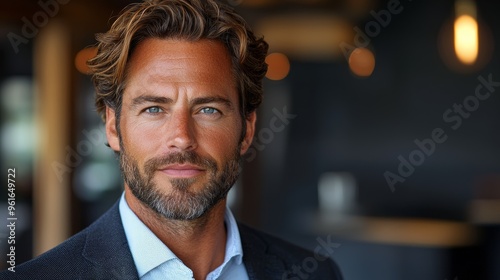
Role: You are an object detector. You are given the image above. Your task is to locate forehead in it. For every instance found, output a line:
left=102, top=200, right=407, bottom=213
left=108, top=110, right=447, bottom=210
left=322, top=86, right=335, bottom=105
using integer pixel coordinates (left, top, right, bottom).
left=125, top=38, right=236, bottom=96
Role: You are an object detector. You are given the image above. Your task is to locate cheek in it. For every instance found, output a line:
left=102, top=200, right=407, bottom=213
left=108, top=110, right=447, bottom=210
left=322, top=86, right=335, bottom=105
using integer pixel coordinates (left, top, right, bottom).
left=199, top=122, right=242, bottom=157
left=120, top=119, right=160, bottom=155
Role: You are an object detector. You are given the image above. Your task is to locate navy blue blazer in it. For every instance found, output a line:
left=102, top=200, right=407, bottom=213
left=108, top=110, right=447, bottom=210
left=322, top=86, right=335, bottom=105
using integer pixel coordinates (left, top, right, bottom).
left=2, top=202, right=343, bottom=279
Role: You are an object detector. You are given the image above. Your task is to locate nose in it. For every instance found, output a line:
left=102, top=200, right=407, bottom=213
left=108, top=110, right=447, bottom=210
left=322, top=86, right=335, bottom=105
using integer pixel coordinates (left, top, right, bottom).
left=166, top=110, right=197, bottom=151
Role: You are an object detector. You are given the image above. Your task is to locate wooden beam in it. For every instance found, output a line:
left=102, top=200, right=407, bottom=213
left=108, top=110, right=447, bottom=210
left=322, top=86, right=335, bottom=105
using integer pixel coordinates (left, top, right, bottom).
left=33, top=20, right=71, bottom=256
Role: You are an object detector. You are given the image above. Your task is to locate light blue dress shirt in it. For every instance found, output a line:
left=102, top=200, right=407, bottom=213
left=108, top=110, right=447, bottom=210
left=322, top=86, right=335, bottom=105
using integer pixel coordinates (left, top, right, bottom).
left=119, top=193, right=249, bottom=280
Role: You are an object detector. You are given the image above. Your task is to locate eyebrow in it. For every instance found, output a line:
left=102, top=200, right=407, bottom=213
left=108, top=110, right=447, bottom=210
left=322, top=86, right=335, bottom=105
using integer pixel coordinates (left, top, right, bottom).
left=131, top=95, right=172, bottom=108
left=191, top=96, right=234, bottom=110
left=130, top=95, right=235, bottom=110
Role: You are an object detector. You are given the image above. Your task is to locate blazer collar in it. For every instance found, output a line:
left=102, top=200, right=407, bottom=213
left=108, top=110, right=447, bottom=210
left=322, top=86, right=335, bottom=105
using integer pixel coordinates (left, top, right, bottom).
left=81, top=202, right=139, bottom=280
left=238, top=223, right=286, bottom=280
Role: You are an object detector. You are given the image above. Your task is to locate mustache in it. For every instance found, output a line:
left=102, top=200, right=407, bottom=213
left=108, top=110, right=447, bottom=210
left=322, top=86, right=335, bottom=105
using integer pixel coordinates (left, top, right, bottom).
left=143, top=151, right=218, bottom=175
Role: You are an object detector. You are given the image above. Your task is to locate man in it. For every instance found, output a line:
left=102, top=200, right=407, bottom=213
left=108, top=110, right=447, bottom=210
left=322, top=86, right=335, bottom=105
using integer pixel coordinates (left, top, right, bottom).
left=6, top=0, right=343, bottom=279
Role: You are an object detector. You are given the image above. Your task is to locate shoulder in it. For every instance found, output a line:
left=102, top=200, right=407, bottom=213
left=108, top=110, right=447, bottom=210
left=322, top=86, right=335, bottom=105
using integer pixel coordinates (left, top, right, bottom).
left=239, top=223, right=312, bottom=257
left=2, top=202, right=137, bottom=279
left=238, top=223, right=343, bottom=280
left=2, top=224, right=92, bottom=279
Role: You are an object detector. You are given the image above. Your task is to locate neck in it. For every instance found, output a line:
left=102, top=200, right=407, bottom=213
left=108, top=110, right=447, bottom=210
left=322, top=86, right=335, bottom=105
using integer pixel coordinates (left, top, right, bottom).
left=124, top=189, right=227, bottom=280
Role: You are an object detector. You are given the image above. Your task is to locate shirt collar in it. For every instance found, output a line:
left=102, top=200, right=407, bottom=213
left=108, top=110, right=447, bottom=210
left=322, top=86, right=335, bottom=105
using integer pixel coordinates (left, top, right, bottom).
left=118, top=193, right=244, bottom=277
left=223, top=200, right=244, bottom=266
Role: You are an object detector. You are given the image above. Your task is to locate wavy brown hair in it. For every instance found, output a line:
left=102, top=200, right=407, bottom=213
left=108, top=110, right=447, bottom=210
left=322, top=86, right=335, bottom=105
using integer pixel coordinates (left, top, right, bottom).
left=88, top=0, right=268, bottom=125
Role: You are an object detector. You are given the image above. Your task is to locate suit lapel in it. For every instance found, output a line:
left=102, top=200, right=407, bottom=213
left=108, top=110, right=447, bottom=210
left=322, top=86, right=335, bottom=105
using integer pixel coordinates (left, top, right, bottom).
left=81, top=202, right=139, bottom=280
left=239, top=224, right=286, bottom=280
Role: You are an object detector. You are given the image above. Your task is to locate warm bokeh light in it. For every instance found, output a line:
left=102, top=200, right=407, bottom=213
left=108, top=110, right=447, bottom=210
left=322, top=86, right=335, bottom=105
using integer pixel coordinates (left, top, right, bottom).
left=454, top=14, right=478, bottom=65
left=438, top=17, right=493, bottom=73
left=348, top=47, right=375, bottom=77
left=75, top=47, right=98, bottom=74
left=265, top=52, right=290, bottom=81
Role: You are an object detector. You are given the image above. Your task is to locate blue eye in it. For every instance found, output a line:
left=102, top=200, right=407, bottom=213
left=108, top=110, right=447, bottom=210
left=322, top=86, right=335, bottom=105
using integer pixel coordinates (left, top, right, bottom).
left=200, top=107, right=219, bottom=114
left=145, top=107, right=162, bottom=114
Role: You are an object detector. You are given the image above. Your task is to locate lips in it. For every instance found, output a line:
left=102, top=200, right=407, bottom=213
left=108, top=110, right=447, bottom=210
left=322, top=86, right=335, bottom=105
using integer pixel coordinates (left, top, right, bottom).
left=159, top=164, right=205, bottom=178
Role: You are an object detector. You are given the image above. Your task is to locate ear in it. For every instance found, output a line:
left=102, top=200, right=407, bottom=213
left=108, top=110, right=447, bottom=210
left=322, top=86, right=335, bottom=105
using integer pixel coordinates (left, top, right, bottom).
left=240, top=111, right=256, bottom=155
left=105, top=106, right=121, bottom=152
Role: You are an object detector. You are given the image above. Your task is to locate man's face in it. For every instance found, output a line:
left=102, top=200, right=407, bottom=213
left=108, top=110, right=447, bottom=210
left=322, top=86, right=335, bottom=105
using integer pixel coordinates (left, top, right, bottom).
left=105, top=38, right=256, bottom=220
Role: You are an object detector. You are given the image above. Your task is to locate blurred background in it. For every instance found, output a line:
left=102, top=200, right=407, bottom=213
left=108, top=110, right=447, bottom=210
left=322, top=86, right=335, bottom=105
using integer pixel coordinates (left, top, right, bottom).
left=1, top=0, right=500, bottom=279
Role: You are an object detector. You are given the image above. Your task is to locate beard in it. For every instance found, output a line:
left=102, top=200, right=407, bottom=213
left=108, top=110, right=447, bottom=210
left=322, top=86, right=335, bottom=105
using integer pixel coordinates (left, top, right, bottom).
left=119, top=147, right=241, bottom=221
